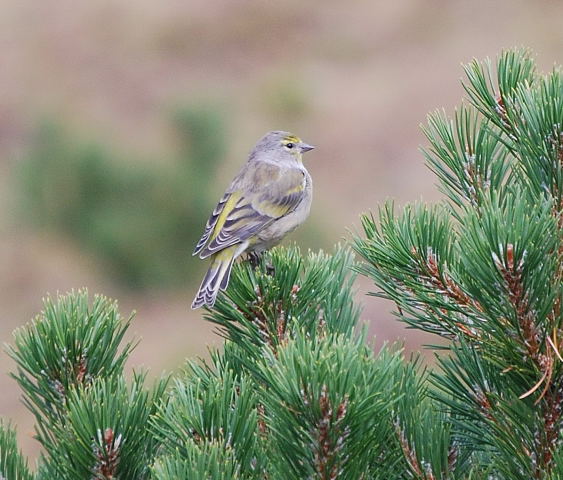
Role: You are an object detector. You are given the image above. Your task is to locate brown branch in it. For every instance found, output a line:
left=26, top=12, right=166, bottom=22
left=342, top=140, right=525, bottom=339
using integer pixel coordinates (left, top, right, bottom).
left=245, top=287, right=290, bottom=353
left=408, top=247, right=482, bottom=339
left=534, top=382, right=563, bottom=477
left=308, top=385, right=350, bottom=480
left=495, top=94, right=514, bottom=133
left=474, top=388, right=495, bottom=423
left=495, top=243, right=562, bottom=476
left=424, top=251, right=477, bottom=309
left=257, top=403, right=268, bottom=438
left=395, top=421, right=436, bottom=480
left=412, top=247, right=479, bottom=311
left=462, top=151, right=484, bottom=208
left=52, top=379, right=65, bottom=398
left=447, top=445, right=458, bottom=475
left=75, top=353, right=88, bottom=384
left=549, top=186, right=562, bottom=364
left=92, top=427, right=121, bottom=479
left=494, top=244, right=544, bottom=363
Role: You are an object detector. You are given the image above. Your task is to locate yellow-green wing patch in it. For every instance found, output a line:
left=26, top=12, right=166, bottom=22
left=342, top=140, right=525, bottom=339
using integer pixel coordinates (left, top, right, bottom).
left=199, top=165, right=306, bottom=258
left=193, top=191, right=241, bottom=256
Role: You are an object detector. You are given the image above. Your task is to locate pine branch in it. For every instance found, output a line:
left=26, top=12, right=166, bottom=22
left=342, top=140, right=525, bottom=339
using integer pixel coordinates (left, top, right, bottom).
left=42, top=373, right=167, bottom=479
left=431, top=342, right=557, bottom=478
left=152, top=361, right=262, bottom=478
left=462, top=49, right=536, bottom=148
left=205, top=246, right=360, bottom=373
left=392, top=359, right=471, bottom=480
left=6, top=290, right=136, bottom=452
left=258, top=332, right=404, bottom=479
left=152, top=442, right=241, bottom=480
left=355, top=49, right=563, bottom=478
left=422, top=105, right=511, bottom=213
left=0, top=422, right=33, bottom=480
left=353, top=202, right=481, bottom=340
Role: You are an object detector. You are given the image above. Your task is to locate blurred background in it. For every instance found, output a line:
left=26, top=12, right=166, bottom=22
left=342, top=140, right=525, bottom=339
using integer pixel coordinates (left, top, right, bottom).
left=1, top=0, right=561, bottom=460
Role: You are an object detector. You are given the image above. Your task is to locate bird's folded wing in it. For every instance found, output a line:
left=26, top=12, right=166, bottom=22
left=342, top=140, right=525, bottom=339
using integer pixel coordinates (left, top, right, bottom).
left=195, top=163, right=306, bottom=259
left=192, top=191, right=232, bottom=255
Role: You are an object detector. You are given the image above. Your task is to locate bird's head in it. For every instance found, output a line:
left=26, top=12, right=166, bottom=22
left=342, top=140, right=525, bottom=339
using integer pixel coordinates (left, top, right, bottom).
left=252, top=130, right=315, bottom=163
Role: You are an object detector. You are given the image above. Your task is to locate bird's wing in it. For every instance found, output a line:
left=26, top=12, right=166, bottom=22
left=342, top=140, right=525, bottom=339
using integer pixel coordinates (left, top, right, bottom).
left=194, top=162, right=306, bottom=259
left=192, top=191, right=232, bottom=255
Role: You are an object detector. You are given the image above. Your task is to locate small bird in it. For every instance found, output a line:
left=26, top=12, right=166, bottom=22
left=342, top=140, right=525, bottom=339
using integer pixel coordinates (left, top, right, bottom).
left=191, top=131, right=315, bottom=309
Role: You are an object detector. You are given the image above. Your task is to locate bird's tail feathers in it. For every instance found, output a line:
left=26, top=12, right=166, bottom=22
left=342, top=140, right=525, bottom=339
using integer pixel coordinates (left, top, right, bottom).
left=191, top=244, right=245, bottom=309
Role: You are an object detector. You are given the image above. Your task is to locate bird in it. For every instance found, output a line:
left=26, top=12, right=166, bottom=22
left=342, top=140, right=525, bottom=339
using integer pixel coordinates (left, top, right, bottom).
left=191, top=130, right=315, bottom=309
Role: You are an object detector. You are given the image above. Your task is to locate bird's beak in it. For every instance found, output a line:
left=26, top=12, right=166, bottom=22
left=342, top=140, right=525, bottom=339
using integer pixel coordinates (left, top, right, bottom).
left=301, top=143, right=315, bottom=153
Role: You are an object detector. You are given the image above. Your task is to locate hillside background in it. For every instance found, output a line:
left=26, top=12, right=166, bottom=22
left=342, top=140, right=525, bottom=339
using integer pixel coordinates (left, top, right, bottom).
left=0, top=0, right=561, bottom=461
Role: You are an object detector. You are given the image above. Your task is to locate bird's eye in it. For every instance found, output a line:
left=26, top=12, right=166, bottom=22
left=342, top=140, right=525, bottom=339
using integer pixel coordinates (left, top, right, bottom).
left=286, top=142, right=294, bottom=149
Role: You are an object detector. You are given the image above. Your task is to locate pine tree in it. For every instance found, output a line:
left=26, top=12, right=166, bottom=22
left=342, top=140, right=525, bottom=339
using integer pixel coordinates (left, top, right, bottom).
left=353, top=49, right=562, bottom=478
left=0, top=48, right=561, bottom=479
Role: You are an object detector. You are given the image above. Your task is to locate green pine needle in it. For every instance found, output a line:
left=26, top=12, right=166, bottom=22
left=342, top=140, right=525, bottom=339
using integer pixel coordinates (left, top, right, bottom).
left=6, top=290, right=136, bottom=452
left=0, top=422, right=33, bottom=480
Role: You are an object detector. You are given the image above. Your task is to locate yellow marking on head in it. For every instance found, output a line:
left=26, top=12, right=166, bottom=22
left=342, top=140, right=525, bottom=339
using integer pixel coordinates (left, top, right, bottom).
left=282, top=134, right=303, bottom=162
left=211, top=192, right=242, bottom=241
left=282, top=134, right=301, bottom=145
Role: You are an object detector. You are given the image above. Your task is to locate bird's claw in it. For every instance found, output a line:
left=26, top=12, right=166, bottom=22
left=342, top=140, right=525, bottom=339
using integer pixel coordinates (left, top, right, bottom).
left=247, top=251, right=262, bottom=269
left=265, top=262, right=275, bottom=276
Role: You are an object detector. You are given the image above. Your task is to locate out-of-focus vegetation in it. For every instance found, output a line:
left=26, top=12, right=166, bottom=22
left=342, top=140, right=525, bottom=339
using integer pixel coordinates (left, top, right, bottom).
left=17, top=106, right=225, bottom=288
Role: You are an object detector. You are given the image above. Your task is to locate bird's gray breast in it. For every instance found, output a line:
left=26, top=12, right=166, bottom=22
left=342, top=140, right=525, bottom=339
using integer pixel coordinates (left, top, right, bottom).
left=253, top=167, right=312, bottom=251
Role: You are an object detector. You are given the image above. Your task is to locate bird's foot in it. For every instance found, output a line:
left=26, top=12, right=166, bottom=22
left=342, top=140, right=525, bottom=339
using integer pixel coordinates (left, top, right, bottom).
left=247, top=251, right=263, bottom=269
left=247, top=251, right=275, bottom=275
left=265, top=262, right=276, bottom=276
